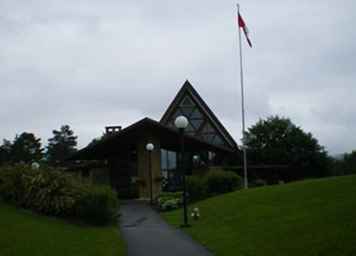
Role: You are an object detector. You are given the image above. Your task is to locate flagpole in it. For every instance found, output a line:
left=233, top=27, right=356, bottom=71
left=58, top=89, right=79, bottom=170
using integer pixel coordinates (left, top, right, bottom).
left=237, top=3, right=248, bottom=189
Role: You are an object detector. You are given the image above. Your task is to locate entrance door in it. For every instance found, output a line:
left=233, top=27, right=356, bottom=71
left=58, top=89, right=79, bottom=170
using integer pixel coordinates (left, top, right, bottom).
left=109, top=147, right=138, bottom=198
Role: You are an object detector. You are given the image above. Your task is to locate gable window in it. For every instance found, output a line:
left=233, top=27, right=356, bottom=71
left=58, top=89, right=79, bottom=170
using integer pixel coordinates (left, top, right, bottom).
left=160, top=81, right=236, bottom=150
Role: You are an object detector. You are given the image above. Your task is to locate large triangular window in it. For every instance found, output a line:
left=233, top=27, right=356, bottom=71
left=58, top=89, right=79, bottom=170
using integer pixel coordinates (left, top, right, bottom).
left=190, top=119, right=203, bottom=130
left=160, top=81, right=236, bottom=150
left=180, top=96, right=194, bottom=107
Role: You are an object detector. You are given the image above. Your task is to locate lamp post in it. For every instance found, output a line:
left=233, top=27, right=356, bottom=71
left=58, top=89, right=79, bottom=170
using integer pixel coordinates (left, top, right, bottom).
left=146, top=143, right=154, bottom=205
left=174, top=115, right=189, bottom=227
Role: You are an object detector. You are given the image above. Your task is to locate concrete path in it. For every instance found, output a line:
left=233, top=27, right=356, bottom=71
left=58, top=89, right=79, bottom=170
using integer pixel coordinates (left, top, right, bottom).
left=119, top=200, right=213, bottom=256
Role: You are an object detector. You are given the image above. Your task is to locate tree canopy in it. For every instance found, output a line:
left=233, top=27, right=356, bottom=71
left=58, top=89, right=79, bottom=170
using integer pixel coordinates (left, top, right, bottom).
left=244, top=116, right=330, bottom=178
left=332, top=150, right=356, bottom=175
left=0, top=139, right=13, bottom=165
left=342, top=151, right=356, bottom=174
left=46, top=125, right=77, bottom=164
left=8, top=133, right=43, bottom=164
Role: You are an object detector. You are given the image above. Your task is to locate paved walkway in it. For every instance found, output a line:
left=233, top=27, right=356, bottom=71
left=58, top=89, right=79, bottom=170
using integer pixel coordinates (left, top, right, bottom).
left=119, top=200, right=213, bottom=256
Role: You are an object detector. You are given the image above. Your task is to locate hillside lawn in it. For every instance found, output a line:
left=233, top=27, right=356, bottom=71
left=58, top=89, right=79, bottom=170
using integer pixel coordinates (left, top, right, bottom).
left=163, top=175, right=356, bottom=256
left=0, top=203, right=125, bottom=256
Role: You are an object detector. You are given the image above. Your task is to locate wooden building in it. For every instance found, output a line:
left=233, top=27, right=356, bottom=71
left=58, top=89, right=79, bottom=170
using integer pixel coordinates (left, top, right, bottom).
left=71, top=81, right=239, bottom=199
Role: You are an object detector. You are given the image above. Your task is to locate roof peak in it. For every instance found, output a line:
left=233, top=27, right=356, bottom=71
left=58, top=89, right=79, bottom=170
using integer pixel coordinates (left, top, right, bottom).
left=160, top=80, right=238, bottom=150
left=183, top=79, right=192, bottom=86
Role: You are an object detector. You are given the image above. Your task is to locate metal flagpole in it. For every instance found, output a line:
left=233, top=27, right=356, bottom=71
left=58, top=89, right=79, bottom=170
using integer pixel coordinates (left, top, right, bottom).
left=237, top=3, right=248, bottom=189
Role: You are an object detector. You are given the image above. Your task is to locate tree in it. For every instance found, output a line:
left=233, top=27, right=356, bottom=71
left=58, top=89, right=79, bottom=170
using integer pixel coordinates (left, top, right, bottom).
left=10, top=133, right=44, bottom=163
left=244, top=116, right=330, bottom=178
left=46, top=125, right=78, bottom=164
left=0, top=139, right=13, bottom=165
left=332, top=151, right=356, bottom=175
left=343, top=151, right=356, bottom=174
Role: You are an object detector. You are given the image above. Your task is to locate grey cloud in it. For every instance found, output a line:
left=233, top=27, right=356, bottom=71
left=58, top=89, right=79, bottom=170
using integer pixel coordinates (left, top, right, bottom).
left=1, top=0, right=356, bottom=154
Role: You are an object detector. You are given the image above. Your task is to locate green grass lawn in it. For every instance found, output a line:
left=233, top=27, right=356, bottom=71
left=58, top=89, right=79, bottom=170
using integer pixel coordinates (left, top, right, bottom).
left=163, top=175, right=356, bottom=256
left=0, top=203, right=125, bottom=256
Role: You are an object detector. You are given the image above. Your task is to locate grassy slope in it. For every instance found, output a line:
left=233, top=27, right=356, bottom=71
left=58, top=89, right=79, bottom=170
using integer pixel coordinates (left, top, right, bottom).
left=0, top=203, right=125, bottom=256
left=163, top=175, right=356, bottom=256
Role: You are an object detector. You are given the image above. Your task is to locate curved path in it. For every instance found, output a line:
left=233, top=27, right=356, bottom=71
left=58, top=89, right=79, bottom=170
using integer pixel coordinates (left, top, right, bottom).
left=119, top=200, right=213, bottom=256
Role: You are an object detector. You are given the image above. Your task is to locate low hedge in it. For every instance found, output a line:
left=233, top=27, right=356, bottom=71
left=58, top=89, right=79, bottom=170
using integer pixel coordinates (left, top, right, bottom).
left=187, top=169, right=242, bottom=201
left=186, top=175, right=207, bottom=201
left=205, top=170, right=242, bottom=195
left=157, top=170, right=241, bottom=211
left=0, top=165, right=119, bottom=225
left=76, top=185, right=118, bottom=225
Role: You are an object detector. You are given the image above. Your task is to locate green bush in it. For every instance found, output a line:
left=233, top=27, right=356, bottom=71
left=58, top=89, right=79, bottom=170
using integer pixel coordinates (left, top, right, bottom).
left=0, top=165, right=119, bottom=225
left=186, top=170, right=242, bottom=201
left=157, top=192, right=182, bottom=211
left=186, top=175, right=207, bottom=201
left=251, top=178, right=267, bottom=187
left=76, top=185, right=119, bottom=225
left=22, top=168, right=82, bottom=216
left=0, top=165, right=30, bottom=203
left=205, top=170, right=242, bottom=195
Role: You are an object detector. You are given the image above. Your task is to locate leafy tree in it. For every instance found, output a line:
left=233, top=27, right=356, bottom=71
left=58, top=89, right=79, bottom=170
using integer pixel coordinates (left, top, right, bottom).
left=332, top=151, right=356, bottom=175
left=244, top=116, right=331, bottom=178
left=46, top=125, right=78, bottom=164
left=10, top=133, right=44, bottom=163
left=0, top=139, right=12, bottom=165
left=343, top=151, right=356, bottom=174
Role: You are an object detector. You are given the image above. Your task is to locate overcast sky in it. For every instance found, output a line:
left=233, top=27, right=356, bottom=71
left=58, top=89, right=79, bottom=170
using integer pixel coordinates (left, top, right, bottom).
left=1, top=0, right=355, bottom=154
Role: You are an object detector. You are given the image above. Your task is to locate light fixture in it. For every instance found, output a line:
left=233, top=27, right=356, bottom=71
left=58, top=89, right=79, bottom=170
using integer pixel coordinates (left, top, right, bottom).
left=146, top=142, right=155, bottom=205
left=175, top=115, right=190, bottom=227
left=174, top=116, right=189, bottom=129
left=146, top=143, right=154, bottom=151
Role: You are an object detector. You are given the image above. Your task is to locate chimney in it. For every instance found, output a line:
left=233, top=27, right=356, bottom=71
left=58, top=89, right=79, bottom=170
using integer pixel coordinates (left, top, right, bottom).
left=105, top=125, right=122, bottom=135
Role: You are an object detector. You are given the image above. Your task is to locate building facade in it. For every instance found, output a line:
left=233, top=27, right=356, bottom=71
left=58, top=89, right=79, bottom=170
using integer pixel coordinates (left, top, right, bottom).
left=72, top=81, right=239, bottom=199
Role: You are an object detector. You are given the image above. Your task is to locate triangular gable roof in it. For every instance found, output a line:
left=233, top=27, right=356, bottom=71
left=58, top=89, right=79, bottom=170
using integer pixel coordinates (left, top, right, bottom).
left=160, top=80, right=238, bottom=150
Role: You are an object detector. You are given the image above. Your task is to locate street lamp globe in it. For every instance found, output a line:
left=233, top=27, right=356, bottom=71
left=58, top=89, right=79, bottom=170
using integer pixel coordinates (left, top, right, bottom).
left=146, top=143, right=154, bottom=151
left=174, top=116, right=189, bottom=129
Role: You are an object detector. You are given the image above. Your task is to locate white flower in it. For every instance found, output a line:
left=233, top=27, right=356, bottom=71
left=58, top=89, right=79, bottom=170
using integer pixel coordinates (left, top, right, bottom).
left=31, top=162, right=40, bottom=170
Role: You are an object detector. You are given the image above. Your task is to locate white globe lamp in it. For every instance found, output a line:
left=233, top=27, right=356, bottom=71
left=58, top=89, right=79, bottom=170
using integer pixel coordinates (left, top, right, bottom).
left=174, top=116, right=189, bottom=129
left=146, top=143, right=154, bottom=151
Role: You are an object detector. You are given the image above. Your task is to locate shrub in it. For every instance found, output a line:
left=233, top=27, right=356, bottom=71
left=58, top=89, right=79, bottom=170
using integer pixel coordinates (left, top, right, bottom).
left=204, top=170, right=242, bottom=195
left=0, top=165, right=119, bottom=225
left=0, top=165, right=30, bottom=203
left=184, top=170, right=243, bottom=204
left=251, top=178, right=267, bottom=187
left=157, top=192, right=182, bottom=211
left=186, top=175, right=207, bottom=201
left=76, top=185, right=119, bottom=225
left=21, top=168, right=82, bottom=216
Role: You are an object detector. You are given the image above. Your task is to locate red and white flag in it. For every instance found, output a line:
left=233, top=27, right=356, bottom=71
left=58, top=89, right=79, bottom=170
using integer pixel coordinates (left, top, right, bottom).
left=238, top=13, right=252, bottom=47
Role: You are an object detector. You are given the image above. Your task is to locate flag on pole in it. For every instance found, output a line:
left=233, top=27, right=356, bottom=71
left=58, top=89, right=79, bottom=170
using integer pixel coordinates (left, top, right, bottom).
left=238, top=13, right=252, bottom=47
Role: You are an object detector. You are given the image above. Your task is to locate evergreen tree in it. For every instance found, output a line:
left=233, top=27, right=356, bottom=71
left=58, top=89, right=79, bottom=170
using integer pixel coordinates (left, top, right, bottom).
left=0, top=139, right=13, bottom=165
left=332, top=150, right=356, bottom=175
left=46, top=125, right=77, bottom=164
left=11, top=133, right=43, bottom=163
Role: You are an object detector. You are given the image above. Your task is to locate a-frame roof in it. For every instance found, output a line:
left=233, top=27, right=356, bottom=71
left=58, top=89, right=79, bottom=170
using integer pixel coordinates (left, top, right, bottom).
left=160, top=80, right=238, bottom=150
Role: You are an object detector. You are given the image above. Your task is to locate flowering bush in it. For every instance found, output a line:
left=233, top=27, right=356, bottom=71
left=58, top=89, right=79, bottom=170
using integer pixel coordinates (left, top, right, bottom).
left=157, top=192, right=182, bottom=211
left=0, top=165, right=119, bottom=225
